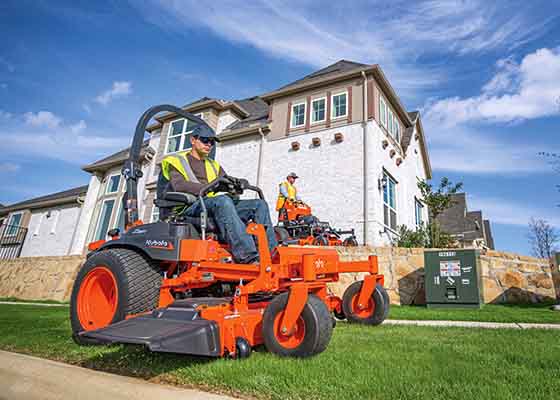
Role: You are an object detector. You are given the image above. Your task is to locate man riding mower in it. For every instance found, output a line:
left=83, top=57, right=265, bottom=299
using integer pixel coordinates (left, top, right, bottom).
left=276, top=188, right=358, bottom=247
left=69, top=105, right=388, bottom=359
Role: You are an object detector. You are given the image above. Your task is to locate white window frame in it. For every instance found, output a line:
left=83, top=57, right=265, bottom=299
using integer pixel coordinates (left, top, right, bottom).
left=105, top=173, right=121, bottom=194
left=50, top=209, right=59, bottom=235
left=379, top=95, right=387, bottom=128
left=388, top=108, right=394, bottom=136
left=165, top=113, right=203, bottom=154
left=311, top=97, right=326, bottom=124
left=415, top=198, right=424, bottom=227
left=290, top=101, right=306, bottom=128
left=94, top=199, right=116, bottom=241
left=5, top=212, right=24, bottom=237
left=383, top=172, right=397, bottom=231
left=331, top=91, right=348, bottom=119
left=394, top=116, right=400, bottom=142
left=33, top=213, right=44, bottom=236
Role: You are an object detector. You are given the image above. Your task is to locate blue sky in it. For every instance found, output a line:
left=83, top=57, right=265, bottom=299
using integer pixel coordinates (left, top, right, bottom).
left=1, top=0, right=560, bottom=255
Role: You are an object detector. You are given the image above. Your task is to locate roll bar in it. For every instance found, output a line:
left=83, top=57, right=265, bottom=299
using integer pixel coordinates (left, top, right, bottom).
left=122, top=105, right=212, bottom=227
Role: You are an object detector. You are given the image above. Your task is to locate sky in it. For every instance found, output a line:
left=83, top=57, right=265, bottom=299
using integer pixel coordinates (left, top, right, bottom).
left=1, top=0, right=560, bottom=255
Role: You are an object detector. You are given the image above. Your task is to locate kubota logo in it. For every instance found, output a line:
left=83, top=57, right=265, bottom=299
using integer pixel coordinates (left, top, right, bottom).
left=145, top=239, right=174, bottom=250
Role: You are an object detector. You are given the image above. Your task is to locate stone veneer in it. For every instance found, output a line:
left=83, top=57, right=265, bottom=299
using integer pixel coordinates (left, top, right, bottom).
left=0, top=248, right=558, bottom=304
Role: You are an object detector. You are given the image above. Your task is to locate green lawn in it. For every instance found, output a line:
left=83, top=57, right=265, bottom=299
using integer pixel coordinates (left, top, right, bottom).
left=0, top=304, right=558, bottom=400
left=388, top=303, right=560, bottom=324
left=0, top=297, right=69, bottom=305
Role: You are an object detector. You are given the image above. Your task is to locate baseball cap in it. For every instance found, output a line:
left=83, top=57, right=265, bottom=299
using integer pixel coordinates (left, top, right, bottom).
left=287, top=172, right=299, bottom=179
left=192, top=124, right=220, bottom=142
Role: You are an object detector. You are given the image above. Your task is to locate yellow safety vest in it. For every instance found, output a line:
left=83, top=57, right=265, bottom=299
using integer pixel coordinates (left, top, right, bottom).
left=161, top=150, right=221, bottom=197
left=276, top=181, right=297, bottom=210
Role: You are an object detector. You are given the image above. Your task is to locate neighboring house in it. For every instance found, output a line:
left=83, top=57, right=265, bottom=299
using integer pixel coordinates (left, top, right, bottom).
left=74, top=59, right=431, bottom=252
left=436, top=193, right=495, bottom=249
left=0, top=186, right=88, bottom=259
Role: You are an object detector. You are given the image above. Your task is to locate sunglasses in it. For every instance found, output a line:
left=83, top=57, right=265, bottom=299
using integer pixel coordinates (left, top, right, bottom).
left=195, top=136, right=216, bottom=145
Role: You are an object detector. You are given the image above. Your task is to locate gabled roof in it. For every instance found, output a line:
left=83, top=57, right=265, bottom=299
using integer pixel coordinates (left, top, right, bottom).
left=223, top=97, right=269, bottom=132
left=82, top=139, right=153, bottom=173
left=436, top=193, right=493, bottom=248
left=276, top=60, right=369, bottom=91
left=0, top=185, right=88, bottom=215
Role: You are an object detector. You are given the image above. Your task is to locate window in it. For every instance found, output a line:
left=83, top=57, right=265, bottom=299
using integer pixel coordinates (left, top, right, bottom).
left=106, top=174, right=121, bottom=194
left=165, top=114, right=203, bottom=154
left=415, top=199, right=424, bottom=227
left=6, top=212, right=23, bottom=236
left=379, top=96, right=387, bottom=128
left=291, top=102, right=306, bottom=128
left=94, top=199, right=115, bottom=241
left=116, top=203, right=126, bottom=231
left=394, top=116, right=400, bottom=142
left=332, top=92, right=347, bottom=118
left=383, top=173, right=397, bottom=231
left=311, top=98, right=326, bottom=123
left=151, top=206, right=160, bottom=223
left=388, top=108, right=393, bottom=135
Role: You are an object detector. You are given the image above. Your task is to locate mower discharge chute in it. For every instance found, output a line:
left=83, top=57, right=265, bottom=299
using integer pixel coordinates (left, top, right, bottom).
left=275, top=199, right=359, bottom=247
left=69, top=105, right=388, bottom=359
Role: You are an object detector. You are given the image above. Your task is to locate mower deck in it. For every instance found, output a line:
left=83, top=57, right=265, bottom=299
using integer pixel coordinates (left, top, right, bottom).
left=81, top=298, right=223, bottom=356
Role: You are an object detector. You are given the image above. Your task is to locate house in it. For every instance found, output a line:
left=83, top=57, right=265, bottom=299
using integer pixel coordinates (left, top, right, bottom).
left=436, top=193, right=495, bottom=249
left=71, top=60, right=432, bottom=253
left=0, top=186, right=88, bottom=259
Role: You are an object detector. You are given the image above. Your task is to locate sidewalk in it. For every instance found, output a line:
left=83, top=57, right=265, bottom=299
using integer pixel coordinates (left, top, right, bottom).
left=0, top=350, right=237, bottom=400
left=2, top=301, right=559, bottom=330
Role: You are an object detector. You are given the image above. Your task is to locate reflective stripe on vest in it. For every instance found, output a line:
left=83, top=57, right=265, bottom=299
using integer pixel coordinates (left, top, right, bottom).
left=161, top=150, right=221, bottom=197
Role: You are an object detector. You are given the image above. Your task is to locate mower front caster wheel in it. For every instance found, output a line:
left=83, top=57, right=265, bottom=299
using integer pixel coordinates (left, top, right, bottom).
left=342, top=282, right=389, bottom=326
left=263, top=292, right=333, bottom=357
left=234, top=337, right=252, bottom=359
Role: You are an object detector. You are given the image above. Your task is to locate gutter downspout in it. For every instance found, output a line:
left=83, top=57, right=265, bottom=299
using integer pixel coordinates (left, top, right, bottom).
left=361, top=71, right=369, bottom=245
left=256, top=127, right=266, bottom=199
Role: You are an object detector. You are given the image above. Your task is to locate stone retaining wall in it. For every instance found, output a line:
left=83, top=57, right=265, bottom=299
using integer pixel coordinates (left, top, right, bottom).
left=0, top=248, right=558, bottom=305
left=0, top=256, right=84, bottom=302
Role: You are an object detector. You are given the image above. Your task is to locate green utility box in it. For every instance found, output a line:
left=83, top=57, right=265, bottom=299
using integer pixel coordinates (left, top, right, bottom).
left=424, top=249, right=483, bottom=308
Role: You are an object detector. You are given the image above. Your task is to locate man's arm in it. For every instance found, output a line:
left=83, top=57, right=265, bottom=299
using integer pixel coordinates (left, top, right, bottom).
left=279, top=184, right=289, bottom=198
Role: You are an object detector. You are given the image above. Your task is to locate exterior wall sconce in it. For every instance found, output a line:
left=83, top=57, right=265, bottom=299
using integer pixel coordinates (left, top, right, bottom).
left=389, top=149, right=396, bottom=158
left=334, top=132, right=344, bottom=143
left=291, top=141, right=300, bottom=151
left=312, top=137, right=321, bottom=147
left=382, top=140, right=389, bottom=149
left=396, top=157, right=403, bottom=166
left=414, top=134, right=420, bottom=141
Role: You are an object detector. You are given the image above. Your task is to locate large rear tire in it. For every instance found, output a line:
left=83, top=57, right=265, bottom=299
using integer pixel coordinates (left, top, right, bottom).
left=70, top=248, right=162, bottom=345
left=262, top=292, right=333, bottom=357
left=342, top=281, right=388, bottom=326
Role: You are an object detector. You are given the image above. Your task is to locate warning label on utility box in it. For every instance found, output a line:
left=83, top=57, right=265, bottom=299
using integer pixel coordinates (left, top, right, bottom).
left=440, top=260, right=461, bottom=277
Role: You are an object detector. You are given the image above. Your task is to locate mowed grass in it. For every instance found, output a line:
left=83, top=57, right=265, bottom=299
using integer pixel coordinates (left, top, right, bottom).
left=0, top=304, right=559, bottom=400
left=388, top=303, right=560, bottom=324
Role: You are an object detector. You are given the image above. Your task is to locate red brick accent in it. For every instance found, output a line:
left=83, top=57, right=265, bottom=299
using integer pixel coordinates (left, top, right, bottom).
left=305, top=96, right=311, bottom=132
left=326, top=92, right=331, bottom=128
left=367, top=80, right=374, bottom=120
left=347, top=86, right=352, bottom=123
left=286, top=101, right=292, bottom=135
left=267, top=102, right=273, bottom=122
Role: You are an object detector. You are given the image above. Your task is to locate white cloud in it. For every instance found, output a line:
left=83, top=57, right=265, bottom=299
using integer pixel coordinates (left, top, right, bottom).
left=24, top=111, right=62, bottom=129
left=132, top=0, right=556, bottom=95
left=469, top=195, right=560, bottom=227
left=0, top=110, right=12, bottom=120
left=0, top=112, right=127, bottom=164
left=95, top=81, right=132, bottom=105
left=0, top=162, right=20, bottom=173
left=425, top=47, right=560, bottom=126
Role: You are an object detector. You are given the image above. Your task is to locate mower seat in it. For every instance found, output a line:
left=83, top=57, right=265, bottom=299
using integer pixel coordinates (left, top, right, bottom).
left=154, top=192, right=218, bottom=233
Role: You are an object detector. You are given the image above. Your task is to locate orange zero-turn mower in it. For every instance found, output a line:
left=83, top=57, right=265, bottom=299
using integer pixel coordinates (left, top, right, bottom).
left=275, top=200, right=359, bottom=247
left=70, top=105, right=389, bottom=359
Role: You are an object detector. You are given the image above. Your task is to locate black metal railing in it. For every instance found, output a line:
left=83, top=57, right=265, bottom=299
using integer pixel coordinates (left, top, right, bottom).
left=0, top=223, right=28, bottom=259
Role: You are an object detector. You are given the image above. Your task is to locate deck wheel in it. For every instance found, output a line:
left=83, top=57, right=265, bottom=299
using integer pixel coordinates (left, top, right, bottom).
left=342, top=282, right=388, bottom=326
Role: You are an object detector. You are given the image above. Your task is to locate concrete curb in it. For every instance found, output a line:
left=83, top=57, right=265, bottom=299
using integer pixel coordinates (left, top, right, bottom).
left=0, top=301, right=68, bottom=307
left=0, top=350, right=237, bottom=400
left=385, top=319, right=560, bottom=330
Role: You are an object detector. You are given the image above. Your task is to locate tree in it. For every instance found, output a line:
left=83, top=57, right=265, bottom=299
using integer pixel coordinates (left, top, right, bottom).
left=528, top=217, right=559, bottom=259
left=417, top=177, right=463, bottom=248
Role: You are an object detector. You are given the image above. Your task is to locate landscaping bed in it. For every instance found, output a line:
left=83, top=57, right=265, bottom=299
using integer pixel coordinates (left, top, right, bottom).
left=0, top=304, right=559, bottom=400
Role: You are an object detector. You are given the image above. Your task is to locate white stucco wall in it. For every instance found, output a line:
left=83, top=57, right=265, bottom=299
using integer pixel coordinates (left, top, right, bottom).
left=21, top=203, right=82, bottom=257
